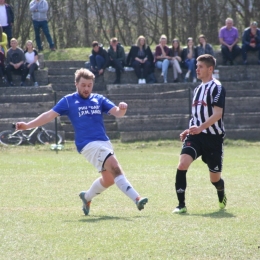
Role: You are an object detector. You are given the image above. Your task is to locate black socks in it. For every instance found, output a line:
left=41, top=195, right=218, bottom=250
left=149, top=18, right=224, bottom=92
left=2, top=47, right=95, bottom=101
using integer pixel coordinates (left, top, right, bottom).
left=175, top=169, right=187, bottom=207
left=211, top=178, right=225, bottom=202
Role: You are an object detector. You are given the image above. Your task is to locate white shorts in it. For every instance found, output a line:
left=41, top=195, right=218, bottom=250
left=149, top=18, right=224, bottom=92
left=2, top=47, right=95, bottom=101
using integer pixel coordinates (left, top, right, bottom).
left=81, top=141, right=114, bottom=172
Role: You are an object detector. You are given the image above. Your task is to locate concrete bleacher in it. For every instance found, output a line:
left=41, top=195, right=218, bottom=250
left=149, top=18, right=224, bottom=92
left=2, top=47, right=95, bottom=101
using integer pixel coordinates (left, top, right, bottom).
left=0, top=51, right=260, bottom=143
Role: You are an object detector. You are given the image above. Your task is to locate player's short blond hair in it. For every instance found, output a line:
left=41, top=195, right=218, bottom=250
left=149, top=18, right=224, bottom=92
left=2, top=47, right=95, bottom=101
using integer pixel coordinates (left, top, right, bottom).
left=75, top=68, right=95, bottom=83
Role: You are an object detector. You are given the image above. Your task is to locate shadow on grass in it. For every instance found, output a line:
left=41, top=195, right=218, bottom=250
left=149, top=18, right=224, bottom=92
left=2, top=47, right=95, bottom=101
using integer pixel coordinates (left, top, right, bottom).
left=185, top=209, right=236, bottom=218
left=78, top=215, right=145, bottom=223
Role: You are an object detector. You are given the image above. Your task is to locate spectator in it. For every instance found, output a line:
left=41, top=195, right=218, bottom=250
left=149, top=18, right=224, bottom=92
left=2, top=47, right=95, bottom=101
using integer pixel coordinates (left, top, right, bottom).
left=0, top=49, right=5, bottom=83
left=29, top=0, right=55, bottom=51
left=126, top=35, right=154, bottom=84
left=241, top=21, right=260, bottom=65
left=24, top=40, right=39, bottom=87
left=107, top=37, right=125, bottom=84
left=197, top=34, right=214, bottom=57
left=0, top=25, right=8, bottom=55
left=169, top=38, right=182, bottom=82
left=181, top=37, right=197, bottom=83
left=155, top=34, right=171, bottom=83
left=5, top=38, right=27, bottom=86
left=89, top=41, right=109, bottom=76
left=0, top=0, right=14, bottom=47
left=219, top=17, right=241, bottom=65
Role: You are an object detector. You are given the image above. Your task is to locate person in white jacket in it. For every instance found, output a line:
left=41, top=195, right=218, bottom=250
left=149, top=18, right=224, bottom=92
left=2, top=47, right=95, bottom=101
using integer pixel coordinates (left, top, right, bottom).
left=29, top=0, right=55, bottom=51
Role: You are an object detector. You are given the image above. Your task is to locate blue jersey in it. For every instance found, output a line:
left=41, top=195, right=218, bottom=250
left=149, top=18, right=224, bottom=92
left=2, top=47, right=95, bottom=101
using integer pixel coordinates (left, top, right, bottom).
left=52, top=92, right=116, bottom=152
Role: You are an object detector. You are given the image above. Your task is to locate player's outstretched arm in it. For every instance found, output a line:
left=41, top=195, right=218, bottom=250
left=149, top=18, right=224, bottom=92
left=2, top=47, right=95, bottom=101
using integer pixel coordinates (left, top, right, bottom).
left=16, top=110, right=59, bottom=130
left=109, top=102, right=128, bottom=118
left=180, top=129, right=189, bottom=141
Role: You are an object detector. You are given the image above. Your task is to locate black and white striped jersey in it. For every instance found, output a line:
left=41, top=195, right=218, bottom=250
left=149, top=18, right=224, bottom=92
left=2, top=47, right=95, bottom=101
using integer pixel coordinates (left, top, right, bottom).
left=189, top=78, right=225, bottom=135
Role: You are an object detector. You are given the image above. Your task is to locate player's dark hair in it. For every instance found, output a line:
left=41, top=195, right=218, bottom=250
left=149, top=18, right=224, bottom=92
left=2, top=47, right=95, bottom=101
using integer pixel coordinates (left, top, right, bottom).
left=196, top=54, right=216, bottom=69
left=75, top=68, right=95, bottom=83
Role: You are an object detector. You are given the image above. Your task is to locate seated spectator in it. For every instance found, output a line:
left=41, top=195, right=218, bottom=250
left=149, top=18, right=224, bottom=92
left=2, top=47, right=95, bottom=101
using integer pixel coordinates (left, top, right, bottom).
left=181, top=37, right=197, bottom=83
left=154, top=34, right=171, bottom=83
left=88, top=41, right=108, bottom=76
left=169, top=38, right=182, bottom=82
left=107, top=37, right=125, bottom=84
left=241, top=21, right=260, bottom=65
left=197, top=34, right=214, bottom=56
left=0, top=49, right=6, bottom=83
left=24, top=40, right=39, bottom=87
left=126, top=35, right=154, bottom=84
left=0, top=26, right=8, bottom=55
left=219, top=17, right=241, bottom=65
left=5, top=38, right=27, bottom=86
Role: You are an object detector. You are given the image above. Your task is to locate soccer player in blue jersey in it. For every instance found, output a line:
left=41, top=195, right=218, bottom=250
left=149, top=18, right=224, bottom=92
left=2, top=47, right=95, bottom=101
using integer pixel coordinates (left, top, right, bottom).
left=16, top=68, right=148, bottom=215
left=173, top=54, right=227, bottom=213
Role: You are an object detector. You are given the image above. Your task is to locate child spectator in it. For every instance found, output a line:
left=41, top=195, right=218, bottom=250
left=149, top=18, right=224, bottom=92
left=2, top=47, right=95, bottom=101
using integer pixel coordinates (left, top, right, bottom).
left=126, top=35, right=154, bottom=84
left=5, top=38, right=27, bottom=86
left=169, top=38, right=182, bottom=82
left=0, top=49, right=6, bottom=83
left=24, top=40, right=39, bottom=87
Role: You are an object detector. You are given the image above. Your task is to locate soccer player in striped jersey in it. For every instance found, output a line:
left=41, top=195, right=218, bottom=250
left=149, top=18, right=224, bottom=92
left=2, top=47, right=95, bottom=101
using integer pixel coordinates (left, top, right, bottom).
left=173, top=54, right=227, bottom=213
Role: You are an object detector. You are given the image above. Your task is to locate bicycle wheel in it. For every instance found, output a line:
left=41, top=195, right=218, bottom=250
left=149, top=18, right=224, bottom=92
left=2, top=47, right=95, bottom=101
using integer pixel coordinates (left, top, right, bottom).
left=0, top=130, right=23, bottom=146
left=37, top=130, right=62, bottom=145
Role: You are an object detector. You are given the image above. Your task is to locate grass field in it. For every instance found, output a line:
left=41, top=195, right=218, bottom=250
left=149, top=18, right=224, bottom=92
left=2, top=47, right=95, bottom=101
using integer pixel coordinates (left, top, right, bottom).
left=0, top=140, right=260, bottom=260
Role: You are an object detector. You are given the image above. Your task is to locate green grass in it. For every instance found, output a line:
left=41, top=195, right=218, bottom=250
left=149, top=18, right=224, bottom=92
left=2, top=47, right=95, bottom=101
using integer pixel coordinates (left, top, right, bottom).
left=0, top=140, right=260, bottom=259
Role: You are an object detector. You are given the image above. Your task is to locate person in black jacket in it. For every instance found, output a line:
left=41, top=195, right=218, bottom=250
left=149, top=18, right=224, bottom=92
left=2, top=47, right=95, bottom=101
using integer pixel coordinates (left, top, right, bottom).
left=241, top=21, right=260, bottom=65
left=126, top=35, right=154, bottom=84
left=89, top=41, right=109, bottom=76
left=107, top=37, right=125, bottom=84
left=0, top=0, right=14, bottom=47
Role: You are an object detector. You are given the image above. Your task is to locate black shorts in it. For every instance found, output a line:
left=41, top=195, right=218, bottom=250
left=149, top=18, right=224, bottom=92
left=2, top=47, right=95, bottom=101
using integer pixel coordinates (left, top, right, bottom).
left=181, top=133, right=224, bottom=173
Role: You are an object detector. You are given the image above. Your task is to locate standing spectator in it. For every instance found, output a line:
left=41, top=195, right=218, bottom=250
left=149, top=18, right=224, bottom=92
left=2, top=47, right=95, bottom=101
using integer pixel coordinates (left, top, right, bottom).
left=181, top=37, right=197, bottom=83
left=169, top=38, right=182, bottom=82
left=24, top=40, right=39, bottom=87
left=0, top=0, right=14, bottom=47
left=0, top=49, right=5, bottom=83
left=0, top=25, right=8, bottom=55
left=219, top=17, right=241, bottom=65
left=155, top=35, right=171, bottom=83
left=173, top=54, right=227, bottom=214
left=29, top=0, right=55, bottom=51
left=241, top=21, right=260, bottom=65
left=5, top=38, right=27, bottom=86
left=16, top=68, right=148, bottom=215
left=126, top=35, right=154, bottom=84
left=196, top=34, right=215, bottom=57
left=107, top=37, right=125, bottom=84
left=89, top=41, right=109, bottom=76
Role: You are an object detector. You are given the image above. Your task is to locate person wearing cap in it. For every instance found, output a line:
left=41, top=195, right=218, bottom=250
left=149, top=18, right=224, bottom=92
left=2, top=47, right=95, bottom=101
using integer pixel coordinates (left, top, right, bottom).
left=107, top=37, right=125, bottom=84
left=241, top=21, right=260, bottom=65
left=219, top=17, right=241, bottom=65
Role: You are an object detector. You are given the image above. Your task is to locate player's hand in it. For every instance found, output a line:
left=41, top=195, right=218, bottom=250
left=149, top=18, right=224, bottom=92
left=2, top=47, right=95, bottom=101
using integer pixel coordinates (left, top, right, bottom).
left=180, top=129, right=189, bottom=141
left=118, top=102, right=128, bottom=110
left=189, top=125, right=202, bottom=135
left=16, top=122, right=28, bottom=130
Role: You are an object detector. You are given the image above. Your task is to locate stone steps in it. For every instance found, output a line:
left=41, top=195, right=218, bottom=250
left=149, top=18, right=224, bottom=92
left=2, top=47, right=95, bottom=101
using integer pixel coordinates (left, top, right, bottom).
left=0, top=69, right=49, bottom=87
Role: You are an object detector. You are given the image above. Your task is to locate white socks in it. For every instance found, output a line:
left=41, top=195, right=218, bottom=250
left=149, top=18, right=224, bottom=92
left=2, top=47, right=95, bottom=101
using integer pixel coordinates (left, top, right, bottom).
left=114, top=175, right=139, bottom=202
left=84, top=178, right=107, bottom=201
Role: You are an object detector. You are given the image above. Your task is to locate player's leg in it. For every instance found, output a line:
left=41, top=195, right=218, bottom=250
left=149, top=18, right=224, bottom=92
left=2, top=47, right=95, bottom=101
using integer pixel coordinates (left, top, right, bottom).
left=103, top=155, right=148, bottom=210
left=173, top=154, right=193, bottom=213
left=173, top=135, right=201, bottom=213
left=205, top=136, right=226, bottom=209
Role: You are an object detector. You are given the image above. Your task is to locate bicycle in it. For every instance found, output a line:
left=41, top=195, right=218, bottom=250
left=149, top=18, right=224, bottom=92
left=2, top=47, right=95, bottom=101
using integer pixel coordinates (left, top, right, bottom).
left=0, top=124, right=63, bottom=146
